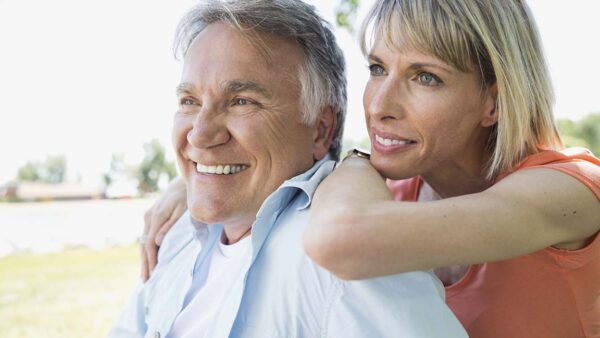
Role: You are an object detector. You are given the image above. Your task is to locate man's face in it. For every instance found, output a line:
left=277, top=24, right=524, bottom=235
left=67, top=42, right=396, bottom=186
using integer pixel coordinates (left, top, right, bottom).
left=173, top=23, right=324, bottom=231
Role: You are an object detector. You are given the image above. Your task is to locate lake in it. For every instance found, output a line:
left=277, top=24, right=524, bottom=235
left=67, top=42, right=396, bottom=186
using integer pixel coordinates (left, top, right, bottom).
left=0, top=198, right=154, bottom=257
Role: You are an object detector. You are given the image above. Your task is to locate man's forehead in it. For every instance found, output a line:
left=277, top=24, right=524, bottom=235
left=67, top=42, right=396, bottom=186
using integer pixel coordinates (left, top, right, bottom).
left=176, top=79, right=272, bottom=97
left=189, top=22, right=304, bottom=67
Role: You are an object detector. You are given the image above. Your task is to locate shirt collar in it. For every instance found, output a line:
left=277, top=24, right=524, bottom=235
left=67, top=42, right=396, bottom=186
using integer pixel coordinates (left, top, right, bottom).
left=190, top=216, right=222, bottom=245
left=188, top=155, right=336, bottom=243
left=279, top=155, right=336, bottom=210
left=254, top=155, right=336, bottom=219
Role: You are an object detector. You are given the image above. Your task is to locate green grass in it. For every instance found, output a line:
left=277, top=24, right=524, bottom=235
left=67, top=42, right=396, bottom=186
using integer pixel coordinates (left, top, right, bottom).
left=0, top=245, right=140, bottom=338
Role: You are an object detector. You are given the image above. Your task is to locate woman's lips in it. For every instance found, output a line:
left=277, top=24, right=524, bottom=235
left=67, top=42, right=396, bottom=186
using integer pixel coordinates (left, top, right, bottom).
left=375, top=134, right=415, bottom=146
left=372, top=133, right=417, bottom=154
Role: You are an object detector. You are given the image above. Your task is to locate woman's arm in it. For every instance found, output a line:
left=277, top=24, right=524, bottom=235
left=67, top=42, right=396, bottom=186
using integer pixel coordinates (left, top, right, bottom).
left=304, top=157, right=600, bottom=280
left=141, top=177, right=187, bottom=281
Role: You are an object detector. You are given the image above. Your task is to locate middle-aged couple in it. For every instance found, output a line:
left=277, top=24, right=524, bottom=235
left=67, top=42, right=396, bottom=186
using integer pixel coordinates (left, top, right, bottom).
left=112, top=0, right=600, bottom=337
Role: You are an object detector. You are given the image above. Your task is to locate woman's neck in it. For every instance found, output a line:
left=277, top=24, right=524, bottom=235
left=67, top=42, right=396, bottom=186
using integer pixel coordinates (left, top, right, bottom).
left=421, top=152, right=494, bottom=199
left=422, top=173, right=492, bottom=199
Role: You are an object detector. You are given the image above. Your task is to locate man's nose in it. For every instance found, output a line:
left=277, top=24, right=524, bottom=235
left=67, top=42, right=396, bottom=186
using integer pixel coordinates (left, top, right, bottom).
left=187, top=106, right=230, bottom=148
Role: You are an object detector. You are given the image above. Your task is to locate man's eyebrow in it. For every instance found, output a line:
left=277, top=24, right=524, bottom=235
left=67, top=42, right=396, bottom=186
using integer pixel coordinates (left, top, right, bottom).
left=221, top=80, right=272, bottom=98
left=176, top=83, right=194, bottom=96
left=176, top=80, right=272, bottom=98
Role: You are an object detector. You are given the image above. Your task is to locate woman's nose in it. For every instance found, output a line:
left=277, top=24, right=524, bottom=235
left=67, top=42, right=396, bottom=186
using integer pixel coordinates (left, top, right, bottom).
left=365, top=78, right=405, bottom=121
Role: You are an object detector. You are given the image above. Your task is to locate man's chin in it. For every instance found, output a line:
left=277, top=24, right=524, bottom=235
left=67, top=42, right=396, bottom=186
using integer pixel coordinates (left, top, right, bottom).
left=188, top=207, right=224, bottom=225
left=187, top=195, right=226, bottom=225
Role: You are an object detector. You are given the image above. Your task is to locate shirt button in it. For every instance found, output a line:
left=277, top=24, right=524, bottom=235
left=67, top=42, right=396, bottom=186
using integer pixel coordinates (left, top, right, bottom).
left=144, top=306, right=149, bottom=316
left=154, top=331, right=161, bottom=338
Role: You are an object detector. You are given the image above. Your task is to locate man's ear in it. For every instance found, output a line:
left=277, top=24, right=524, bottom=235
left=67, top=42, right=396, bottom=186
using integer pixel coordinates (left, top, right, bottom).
left=312, top=106, right=336, bottom=161
left=481, top=83, right=498, bottom=127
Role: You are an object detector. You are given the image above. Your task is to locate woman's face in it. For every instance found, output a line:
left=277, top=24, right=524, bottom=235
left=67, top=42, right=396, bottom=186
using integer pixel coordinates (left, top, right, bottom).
left=363, top=38, right=497, bottom=181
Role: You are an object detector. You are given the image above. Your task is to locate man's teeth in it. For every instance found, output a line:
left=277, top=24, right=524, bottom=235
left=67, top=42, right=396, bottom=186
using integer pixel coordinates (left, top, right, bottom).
left=375, top=134, right=413, bottom=146
left=196, top=164, right=248, bottom=175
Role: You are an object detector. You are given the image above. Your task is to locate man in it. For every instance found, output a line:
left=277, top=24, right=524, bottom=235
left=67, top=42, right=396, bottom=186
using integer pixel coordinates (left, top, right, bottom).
left=110, top=1, right=467, bottom=337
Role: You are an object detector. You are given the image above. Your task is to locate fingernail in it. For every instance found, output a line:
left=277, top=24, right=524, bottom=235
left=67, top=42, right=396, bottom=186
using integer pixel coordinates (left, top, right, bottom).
left=155, top=232, right=164, bottom=246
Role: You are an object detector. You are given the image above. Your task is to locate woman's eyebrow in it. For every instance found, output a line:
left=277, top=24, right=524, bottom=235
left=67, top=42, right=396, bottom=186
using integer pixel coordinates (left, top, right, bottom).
left=408, top=62, right=452, bottom=74
left=367, top=54, right=384, bottom=64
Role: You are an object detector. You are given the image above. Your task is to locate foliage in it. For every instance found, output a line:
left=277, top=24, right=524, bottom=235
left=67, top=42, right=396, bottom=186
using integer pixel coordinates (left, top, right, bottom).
left=557, top=112, right=600, bottom=156
left=335, top=0, right=360, bottom=33
left=16, top=155, right=67, bottom=183
left=342, top=136, right=371, bottom=156
left=340, top=111, right=600, bottom=159
left=102, top=153, right=126, bottom=188
left=136, top=139, right=177, bottom=194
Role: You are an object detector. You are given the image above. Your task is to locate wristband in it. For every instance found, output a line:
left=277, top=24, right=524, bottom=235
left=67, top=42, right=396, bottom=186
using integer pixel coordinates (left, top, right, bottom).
left=343, top=148, right=371, bottom=161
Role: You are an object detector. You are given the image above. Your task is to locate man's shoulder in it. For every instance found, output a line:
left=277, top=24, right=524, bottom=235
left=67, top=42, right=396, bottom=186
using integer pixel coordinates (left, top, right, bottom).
left=279, top=159, right=336, bottom=205
left=250, top=193, right=333, bottom=281
left=156, top=211, right=197, bottom=263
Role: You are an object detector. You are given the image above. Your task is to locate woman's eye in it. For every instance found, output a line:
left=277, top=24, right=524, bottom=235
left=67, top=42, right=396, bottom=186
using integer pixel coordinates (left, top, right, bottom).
left=417, top=72, right=442, bottom=86
left=368, top=64, right=385, bottom=76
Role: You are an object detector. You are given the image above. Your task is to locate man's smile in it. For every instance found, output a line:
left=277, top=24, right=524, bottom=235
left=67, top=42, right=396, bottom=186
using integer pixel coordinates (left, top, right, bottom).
left=194, top=162, right=249, bottom=175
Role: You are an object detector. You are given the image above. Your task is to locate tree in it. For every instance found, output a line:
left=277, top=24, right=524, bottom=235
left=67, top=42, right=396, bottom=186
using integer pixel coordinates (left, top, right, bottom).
left=342, top=136, right=371, bottom=156
left=17, top=161, right=40, bottom=182
left=557, top=112, right=600, bottom=156
left=16, top=155, right=67, bottom=183
left=102, top=153, right=126, bottom=188
left=335, top=0, right=360, bottom=33
left=576, top=113, right=600, bottom=155
left=43, top=156, right=67, bottom=183
left=137, top=139, right=177, bottom=194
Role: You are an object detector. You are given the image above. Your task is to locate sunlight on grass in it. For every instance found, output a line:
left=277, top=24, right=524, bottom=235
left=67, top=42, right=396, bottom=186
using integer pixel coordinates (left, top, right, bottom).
left=0, top=245, right=140, bottom=337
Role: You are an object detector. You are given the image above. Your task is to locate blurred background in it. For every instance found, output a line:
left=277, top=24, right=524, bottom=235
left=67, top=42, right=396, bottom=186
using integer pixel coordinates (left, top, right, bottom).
left=0, top=0, right=598, bottom=336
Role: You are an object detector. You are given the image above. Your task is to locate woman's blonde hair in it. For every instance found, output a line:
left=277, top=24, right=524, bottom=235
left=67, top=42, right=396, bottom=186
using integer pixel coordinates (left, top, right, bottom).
left=360, top=0, right=563, bottom=179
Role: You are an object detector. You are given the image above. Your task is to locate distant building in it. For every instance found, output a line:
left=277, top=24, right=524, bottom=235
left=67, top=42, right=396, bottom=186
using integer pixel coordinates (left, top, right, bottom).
left=104, top=175, right=140, bottom=199
left=2, top=181, right=105, bottom=201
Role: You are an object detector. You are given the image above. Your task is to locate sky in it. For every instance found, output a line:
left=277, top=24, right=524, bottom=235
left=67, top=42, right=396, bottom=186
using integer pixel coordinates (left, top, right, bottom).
left=1, top=0, right=599, bottom=186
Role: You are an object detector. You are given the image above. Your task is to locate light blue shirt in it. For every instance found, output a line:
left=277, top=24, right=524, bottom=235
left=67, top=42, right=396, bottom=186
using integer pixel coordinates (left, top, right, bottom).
left=110, top=157, right=467, bottom=338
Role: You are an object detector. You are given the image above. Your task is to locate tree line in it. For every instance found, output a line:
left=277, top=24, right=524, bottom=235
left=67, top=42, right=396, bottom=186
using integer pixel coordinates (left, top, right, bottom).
left=15, top=139, right=176, bottom=195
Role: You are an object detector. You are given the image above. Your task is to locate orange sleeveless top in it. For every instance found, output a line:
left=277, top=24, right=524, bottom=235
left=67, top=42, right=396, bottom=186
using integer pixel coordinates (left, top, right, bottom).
left=387, top=148, right=600, bottom=338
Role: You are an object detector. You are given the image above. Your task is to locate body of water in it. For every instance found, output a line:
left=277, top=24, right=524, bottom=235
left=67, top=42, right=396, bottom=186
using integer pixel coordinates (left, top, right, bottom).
left=0, top=198, right=154, bottom=257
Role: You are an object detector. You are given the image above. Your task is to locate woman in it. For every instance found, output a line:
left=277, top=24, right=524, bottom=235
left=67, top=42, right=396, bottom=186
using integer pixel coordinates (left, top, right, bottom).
left=141, top=1, right=600, bottom=337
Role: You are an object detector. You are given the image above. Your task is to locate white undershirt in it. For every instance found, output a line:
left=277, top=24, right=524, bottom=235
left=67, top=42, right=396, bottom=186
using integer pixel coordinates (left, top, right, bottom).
left=167, top=234, right=253, bottom=338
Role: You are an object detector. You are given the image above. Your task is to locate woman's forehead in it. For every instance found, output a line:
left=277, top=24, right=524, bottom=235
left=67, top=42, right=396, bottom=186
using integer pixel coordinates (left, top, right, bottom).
left=363, top=3, right=478, bottom=74
left=369, top=32, right=456, bottom=67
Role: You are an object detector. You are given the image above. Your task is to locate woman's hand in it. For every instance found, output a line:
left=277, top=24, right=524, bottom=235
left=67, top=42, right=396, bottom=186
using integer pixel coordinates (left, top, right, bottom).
left=141, top=177, right=187, bottom=281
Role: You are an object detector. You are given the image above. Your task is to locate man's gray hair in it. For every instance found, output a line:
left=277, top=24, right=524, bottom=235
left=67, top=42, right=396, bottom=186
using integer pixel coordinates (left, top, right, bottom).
left=174, top=0, right=347, bottom=160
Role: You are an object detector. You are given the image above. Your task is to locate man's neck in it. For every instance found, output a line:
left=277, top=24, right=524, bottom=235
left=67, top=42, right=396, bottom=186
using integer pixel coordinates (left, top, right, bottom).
left=222, top=225, right=252, bottom=245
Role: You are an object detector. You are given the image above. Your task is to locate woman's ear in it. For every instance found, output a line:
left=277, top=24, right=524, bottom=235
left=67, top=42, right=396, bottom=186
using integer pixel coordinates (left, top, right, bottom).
left=312, top=106, right=336, bottom=161
left=481, top=83, right=498, bottom=127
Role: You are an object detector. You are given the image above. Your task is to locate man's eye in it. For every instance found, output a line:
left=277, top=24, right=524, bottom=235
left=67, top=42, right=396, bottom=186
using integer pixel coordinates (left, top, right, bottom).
left=233, top=98, right=249, bottom=105
left=368, top=64, right=385, bottom=76
left=417, top=72, right=442, bottom=86
left=180, top=98, right=195, bottom=105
